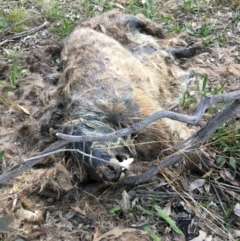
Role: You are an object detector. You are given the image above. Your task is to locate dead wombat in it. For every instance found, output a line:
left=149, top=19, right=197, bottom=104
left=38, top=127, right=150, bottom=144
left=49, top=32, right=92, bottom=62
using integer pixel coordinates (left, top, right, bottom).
left=53, top=10, right=207, bottom=183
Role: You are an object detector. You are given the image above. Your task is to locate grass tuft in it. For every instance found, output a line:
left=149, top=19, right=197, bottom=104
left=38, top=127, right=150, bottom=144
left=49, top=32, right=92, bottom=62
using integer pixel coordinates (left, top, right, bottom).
left=6, top=7, right=29, bottom=32
left=211, top=120, right=240, bottom=171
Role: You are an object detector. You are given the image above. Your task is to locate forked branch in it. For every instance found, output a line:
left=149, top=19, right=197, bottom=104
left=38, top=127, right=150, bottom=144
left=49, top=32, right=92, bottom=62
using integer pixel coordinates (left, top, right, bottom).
left=0, top=91, right=239, bottom=185
left=56, top=91, right=240, bottom=142
left=122, top=99, right=240, bottom=185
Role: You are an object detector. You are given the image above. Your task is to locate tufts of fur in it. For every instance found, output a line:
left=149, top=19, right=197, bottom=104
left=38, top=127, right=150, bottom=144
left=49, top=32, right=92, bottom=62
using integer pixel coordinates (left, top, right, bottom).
left=49, top=10, right=195, bottom=183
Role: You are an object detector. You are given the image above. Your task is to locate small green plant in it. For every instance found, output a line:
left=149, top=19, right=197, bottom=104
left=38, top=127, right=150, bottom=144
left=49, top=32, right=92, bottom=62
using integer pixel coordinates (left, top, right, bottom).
left=4, top=48, right=24, bottom=60
left=0, top=151, right=4, bottom=161
left=125, top=0, right=138, bottom=14
left=180, top=92, right=197, bottom=108
left=0, top=59, right=29, bottom=90
left=186, top=22, right=215, bottom=37
left=180, top=0, right=205, bottom=12
left=196, top=75, right=208, bottom=96
left=61, top=19, right=71, bottom=36
left=212, top=80, right=227, bottom=95
left=180, top=75, right=227, bottom=108
left=181, top=0, right=195, bottom=11
left=83, top=0, right=91, bottom=13
left=136, top=203, right=184, bottom=237
left=0, top=9, right=7, bottom=33
left=43, top=0, right=63, bottom=21
left=168, top=23, right=186, bottom=34
left=109, top=205, right=121, bottom=214
left=52, top=18, right=77, bottom=37
left=153, top=205, right=184, bottom=235
left=83, top=0, right=113, bottom=16
left=6, top=7, right=29, bottom=32
left=109, top=195, right=184, bottom=240
left=217, top=31, right=228, bottom=43
left=159, top=15, right=175, bottom=30
left=197, top=23, right=215, bottom=36
left=0, top=91, right=10, bottom=105
left=125, top=0, right=154, bottom=18
left=142, top=0, right=154, bottom=18
left=142, top=225, right=161, bottom=241
left=10, top=59, right=19, bottom=89
left=211, top=120, right=240, bottom=171
left=202, top=37, right=216, bottom=46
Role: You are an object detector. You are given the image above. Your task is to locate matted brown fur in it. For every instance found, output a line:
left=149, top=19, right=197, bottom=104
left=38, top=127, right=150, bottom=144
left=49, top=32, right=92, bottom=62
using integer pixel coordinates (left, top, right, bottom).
left=55, top=10, right=192, bottom=183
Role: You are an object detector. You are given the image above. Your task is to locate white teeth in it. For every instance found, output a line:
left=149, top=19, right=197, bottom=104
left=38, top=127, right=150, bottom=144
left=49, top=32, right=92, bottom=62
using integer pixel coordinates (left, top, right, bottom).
left=119, top=158, right=134, bottom=170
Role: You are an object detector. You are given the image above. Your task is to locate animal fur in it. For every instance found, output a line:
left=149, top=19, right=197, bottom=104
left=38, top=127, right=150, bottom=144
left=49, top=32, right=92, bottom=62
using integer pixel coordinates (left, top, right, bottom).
left=54, top=10, right=203, bottom=183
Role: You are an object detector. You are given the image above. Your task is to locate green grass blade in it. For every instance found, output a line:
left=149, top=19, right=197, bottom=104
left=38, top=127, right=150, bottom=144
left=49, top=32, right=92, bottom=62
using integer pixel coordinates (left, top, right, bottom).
left=10, top=59, right=18, bottom=88
left=150, top=194, right=158, bottom=206
left=153, top=205, right=184, bottom=236
left=109, top=205, right=122, bottom=214
left=0, top=150, right=4, bottom=160
left=136, top=205, right=153, bottom=215
left=202, top=75, right=208, bottom=92
left=143, top=225, right=161, bottom=241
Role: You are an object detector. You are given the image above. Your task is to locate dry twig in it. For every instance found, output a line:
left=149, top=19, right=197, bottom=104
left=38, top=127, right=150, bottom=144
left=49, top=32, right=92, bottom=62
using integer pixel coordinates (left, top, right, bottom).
left=0, top=21, right=49, bottom=46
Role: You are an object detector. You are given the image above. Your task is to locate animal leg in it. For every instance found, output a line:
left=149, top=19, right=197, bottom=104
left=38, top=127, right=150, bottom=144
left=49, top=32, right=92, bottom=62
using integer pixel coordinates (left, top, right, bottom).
left=169, top=46, right=211, bottom=59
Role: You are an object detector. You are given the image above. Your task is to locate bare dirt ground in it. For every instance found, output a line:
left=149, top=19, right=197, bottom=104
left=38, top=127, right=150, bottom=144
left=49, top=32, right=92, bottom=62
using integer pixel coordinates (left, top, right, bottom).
left=0, top=0, right=240, bottom=240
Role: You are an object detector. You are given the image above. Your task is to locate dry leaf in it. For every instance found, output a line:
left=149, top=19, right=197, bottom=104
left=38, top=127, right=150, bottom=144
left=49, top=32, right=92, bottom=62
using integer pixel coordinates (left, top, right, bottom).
left=12, top=196, right=18, bottom=211
left=28, top=230, right=47, bottom=239
left=222, top=169, right=234, bottom=182
left=108, top=2, right=125, bottom=10
left=10, top=101, right=30, bottom=115
left=0, top=214, right=18, bottom=232
left=205, top=235, right=212, bottom=241
left=93, top=227, right=148, bottom=241
left=58, top=211, right=73, bottom=231
left=163, top=201, right=172, bottom=215
left=16, top=208, right=43, bottom=222
left=225, top=190, right=240, bottom=201
left=190, top=230, right=207, bottom=241
left=120, top=190, right=131, bottom=212
left=189, top=179, right=205, bottom=191
left=179, top=201, right=192, bottom=214
left=93, top=226, right=99, bottom=240
left=202, top=169, right=212, bottom=178
left=65, top=209, right=76, bottom=219
left=234, top=203, right=240, bottom=217
left=71, top=206, right=86, bottom=216
left=231, top=229, right=240, bottom=238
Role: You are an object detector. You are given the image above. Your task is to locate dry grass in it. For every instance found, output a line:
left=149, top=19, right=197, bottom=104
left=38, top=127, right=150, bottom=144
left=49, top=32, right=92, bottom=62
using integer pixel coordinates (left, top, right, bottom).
left=0, top=0, right=240, bottom=240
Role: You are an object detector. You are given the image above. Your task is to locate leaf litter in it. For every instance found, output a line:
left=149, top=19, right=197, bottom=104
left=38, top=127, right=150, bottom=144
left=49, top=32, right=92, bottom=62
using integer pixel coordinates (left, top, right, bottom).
left=0, top=0, right=240, bottom=240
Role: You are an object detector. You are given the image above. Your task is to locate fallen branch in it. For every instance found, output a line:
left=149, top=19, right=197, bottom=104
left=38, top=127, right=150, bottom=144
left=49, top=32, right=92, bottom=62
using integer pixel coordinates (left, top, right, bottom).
left=0, top=148, right=124, bottom=185
left=121, top=99, right=240, bottom=185
left=56, top=91, right=240, bottom=143
left=0, top=92, right=239, bottom=185
left=0, top=21, right=49, bottom=46
left=135, top=189, right=215, bottom=200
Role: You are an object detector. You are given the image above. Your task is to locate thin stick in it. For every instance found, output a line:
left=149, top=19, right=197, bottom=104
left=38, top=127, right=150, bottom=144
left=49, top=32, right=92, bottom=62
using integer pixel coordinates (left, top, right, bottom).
left=211, top=184, right=226, bottom=215
left=0, top=148, right=124, bottom=185
left=0, top=21, right=49, bottom=46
